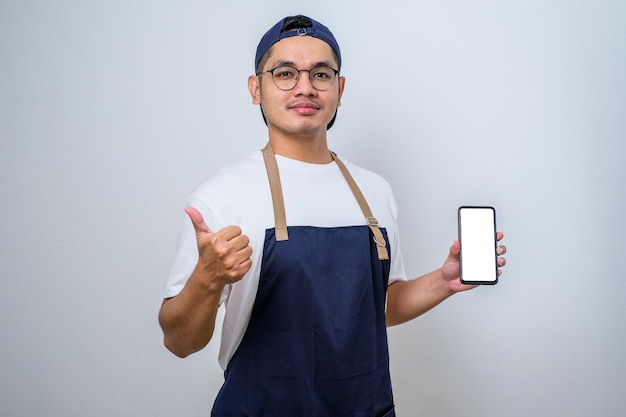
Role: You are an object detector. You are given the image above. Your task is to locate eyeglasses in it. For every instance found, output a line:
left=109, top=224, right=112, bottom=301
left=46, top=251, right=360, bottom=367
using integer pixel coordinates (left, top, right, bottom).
left=258, top=65, right=340, bottom=91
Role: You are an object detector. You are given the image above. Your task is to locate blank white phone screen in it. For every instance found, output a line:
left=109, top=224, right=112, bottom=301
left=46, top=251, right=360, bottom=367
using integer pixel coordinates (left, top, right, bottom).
left=459, top=207, right=498, bottom=284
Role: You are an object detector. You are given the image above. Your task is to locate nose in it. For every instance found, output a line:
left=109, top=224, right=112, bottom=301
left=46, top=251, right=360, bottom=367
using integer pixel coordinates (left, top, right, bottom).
left=293, top=70, right=316, bottom=94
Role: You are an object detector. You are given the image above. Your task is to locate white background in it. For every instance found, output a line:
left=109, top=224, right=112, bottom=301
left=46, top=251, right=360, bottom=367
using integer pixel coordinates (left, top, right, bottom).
left=1, top=1, right=624, bottom=416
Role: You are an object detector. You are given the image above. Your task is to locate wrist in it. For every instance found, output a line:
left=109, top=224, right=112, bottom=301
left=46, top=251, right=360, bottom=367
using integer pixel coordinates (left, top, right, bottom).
left=187, top=267, right=227, bottom=297
left=437, top=268, right=458, bottom=296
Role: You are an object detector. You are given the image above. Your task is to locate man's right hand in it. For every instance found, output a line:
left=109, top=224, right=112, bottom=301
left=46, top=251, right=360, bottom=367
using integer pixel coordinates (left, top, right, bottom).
left=185, top=206, right=253, bottom=288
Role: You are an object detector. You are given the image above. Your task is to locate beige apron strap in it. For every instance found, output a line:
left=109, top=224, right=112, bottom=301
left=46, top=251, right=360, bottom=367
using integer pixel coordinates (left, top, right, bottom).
left=331, top=152, right=389, bottom=261
left=262, top=143, right=289, bottom=241
left=261, top=143, right=389, bottom=260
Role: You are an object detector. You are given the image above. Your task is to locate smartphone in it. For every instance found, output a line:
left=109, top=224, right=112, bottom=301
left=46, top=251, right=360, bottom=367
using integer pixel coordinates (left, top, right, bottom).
left=458, top=206, right=498, bottom=285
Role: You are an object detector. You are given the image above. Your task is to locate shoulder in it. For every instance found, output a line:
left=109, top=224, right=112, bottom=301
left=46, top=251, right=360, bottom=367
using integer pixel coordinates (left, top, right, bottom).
left=335, top=154, right=399, bottom=222
left=185, top=150, right=275, bottom=229
left=337, top=155, right=394, bottom=194
left=191, top=151, right=266, bottom=201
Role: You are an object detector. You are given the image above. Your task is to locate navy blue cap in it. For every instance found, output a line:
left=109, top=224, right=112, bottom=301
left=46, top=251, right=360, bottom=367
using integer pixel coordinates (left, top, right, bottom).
left=255, top=15, right=341, bottom=70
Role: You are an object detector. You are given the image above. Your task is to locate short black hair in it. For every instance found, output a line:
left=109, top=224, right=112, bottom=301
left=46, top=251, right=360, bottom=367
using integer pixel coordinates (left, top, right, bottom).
left=282, top=15, right=314, bottom=31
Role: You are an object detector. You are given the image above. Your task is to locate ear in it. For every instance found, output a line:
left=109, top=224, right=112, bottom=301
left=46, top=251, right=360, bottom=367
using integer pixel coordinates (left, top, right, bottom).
left=337, top=76, right=346, bottom=107
left=248, top=75, right=261, bottom=105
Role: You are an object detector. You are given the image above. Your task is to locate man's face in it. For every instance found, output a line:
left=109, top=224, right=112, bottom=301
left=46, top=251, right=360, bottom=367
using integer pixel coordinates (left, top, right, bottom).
left=249, top=36, right=345, bottom=138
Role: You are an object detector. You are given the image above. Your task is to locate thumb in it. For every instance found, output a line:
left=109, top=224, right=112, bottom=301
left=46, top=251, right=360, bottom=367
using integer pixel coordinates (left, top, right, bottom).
left=448, top=240, right=461, bottom=262
left=184, top=206, right=212, bottom=235
left=441, top=240, right=462, bottom=283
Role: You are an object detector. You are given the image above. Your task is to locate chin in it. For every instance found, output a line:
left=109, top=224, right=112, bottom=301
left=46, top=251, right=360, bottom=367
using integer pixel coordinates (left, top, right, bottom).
left=273, top=121, right=327, bottom=137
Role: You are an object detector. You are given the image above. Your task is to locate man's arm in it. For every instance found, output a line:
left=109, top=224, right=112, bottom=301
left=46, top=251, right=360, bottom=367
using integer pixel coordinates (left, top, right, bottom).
left=386, top=233, right=506, bottom=326
left=158, top=207, right=252, bottom=358
left=158, top=271, right=225, bottom=358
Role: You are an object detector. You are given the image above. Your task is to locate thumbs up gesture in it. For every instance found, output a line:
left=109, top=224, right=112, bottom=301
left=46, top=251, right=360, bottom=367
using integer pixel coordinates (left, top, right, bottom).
left=185, top=206, right=253, bottom=287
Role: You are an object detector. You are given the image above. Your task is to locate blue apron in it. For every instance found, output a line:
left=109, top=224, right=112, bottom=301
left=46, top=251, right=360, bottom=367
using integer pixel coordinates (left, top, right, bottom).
left=211, top=145, right=395, bottom=417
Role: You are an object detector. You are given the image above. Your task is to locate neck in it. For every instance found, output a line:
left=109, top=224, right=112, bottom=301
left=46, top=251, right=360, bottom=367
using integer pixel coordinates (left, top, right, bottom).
left=267, top=130, right=333, bottom=164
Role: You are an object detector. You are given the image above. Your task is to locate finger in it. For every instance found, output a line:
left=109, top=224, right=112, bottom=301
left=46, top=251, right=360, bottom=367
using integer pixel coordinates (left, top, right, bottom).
left=448, top=240, right=460, bottom=259
left=184, top=206, right=212, bottom=235
left=235, top=246, right=254, bottom=267
left=235, top=257, right=253, bottom=276
left=498, top=257, right=507, bottom=267
left=497, top=245, right=507, bottom=255
left=218, top=225, right=246, bottom=242
left=229, top=234, right=251, bottom=252
left=496, top=231, right=504, bottom=241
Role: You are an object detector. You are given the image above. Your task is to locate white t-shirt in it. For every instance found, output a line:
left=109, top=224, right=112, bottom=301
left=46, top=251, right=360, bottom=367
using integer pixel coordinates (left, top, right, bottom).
left=165, top=150, right=407, bottom=369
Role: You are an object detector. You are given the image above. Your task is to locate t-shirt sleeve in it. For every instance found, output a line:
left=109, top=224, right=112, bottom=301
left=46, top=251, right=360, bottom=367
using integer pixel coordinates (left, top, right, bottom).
left=386, top=192, right=408, bottom=285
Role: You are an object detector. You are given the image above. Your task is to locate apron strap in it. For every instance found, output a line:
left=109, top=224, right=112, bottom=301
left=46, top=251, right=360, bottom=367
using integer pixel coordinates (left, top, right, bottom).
left=331, top=152, right=389, bottom=261
left=262, top=143, right=289, bottom=241
left=261, top=143, right=389, bottom=260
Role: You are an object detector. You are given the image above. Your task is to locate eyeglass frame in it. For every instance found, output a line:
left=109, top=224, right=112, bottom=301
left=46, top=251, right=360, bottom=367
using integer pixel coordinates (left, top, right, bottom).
left=257, top=64, right=340, bottom=91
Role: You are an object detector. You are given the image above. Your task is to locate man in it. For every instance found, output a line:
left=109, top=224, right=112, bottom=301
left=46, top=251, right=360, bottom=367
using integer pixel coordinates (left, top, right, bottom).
left=159, top=15, right=507, bottom=417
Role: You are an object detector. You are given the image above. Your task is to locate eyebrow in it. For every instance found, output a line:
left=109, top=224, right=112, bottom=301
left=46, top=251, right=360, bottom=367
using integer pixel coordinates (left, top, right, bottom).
left=272, top=59, right=336, bottom=69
